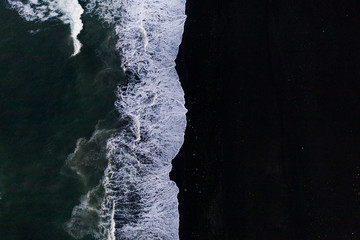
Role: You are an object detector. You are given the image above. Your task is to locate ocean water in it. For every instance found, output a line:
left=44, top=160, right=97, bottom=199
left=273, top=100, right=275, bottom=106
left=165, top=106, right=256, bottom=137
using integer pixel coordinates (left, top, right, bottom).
left=0, top=0, right=187, bottom=239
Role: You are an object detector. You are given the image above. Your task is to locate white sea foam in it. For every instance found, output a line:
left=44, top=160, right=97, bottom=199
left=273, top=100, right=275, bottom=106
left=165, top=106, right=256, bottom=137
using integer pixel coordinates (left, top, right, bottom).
left=8, top=0, right=84, bottom=56
left=89, top=0, right=187, bottom=239
left=56, top=0, right=84, bottom=56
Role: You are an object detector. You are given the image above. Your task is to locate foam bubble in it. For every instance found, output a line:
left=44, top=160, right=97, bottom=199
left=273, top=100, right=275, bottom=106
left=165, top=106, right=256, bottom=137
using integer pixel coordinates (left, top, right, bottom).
left=8, top=0, right=84, bottom=56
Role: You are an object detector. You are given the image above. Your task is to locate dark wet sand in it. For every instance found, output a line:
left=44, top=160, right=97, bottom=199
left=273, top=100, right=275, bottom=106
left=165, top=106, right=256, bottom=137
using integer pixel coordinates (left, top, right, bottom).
left=172, top=1, right=360, bottom=239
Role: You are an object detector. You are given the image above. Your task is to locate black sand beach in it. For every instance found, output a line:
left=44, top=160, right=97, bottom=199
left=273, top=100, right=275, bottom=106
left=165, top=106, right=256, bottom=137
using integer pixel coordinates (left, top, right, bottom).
left=173, top=1, right=360, bottom=239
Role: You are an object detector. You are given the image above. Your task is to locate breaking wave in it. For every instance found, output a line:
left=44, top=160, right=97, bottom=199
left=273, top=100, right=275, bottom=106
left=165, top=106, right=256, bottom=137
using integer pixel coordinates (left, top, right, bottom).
left=9, top=0, right=187, bottom=238
left=8, top=0, right=84, bottom=55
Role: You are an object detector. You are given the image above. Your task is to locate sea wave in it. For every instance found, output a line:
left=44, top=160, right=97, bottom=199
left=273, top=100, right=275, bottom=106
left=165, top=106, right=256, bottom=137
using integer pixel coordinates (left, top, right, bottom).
left=8, top=0, right=84, bottom=55
left=8, top=0, right=187, bottom=238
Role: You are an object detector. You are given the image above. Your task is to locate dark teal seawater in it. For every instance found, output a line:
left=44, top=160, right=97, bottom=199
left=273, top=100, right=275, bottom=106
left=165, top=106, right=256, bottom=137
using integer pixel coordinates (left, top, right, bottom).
left=0, top=3, right=124, bottom=239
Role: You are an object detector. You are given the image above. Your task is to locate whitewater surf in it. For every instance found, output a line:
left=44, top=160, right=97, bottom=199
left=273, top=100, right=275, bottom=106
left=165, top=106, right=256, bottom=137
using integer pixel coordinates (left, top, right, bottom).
left=8, top=0, right=187, bottom=239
